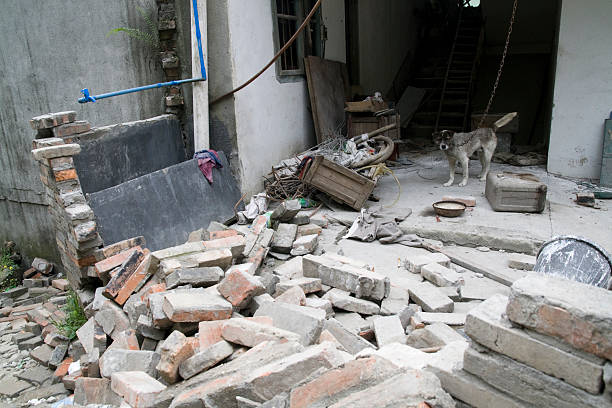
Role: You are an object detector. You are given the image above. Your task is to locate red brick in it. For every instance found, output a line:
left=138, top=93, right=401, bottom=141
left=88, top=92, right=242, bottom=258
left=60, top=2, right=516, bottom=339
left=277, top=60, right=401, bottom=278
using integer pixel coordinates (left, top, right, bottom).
left=217, top=269, right=266, bottom=308
left=198, top=321, right=224, bottom=350
left=94, top=246, right=142, bottom=280
left=54, top=357, right=73, bottom=379
left=103, top=249, right=145, bottom=298
left=156, top=331, right=195, bottom=384
left=209, top=230, right=238, bottom=240
left=289, top=357, right=397, bottom=408
left=252, top=215, right=268, bottom=235
left=94, top=236, right=145, bottom=261
left=141, top=282, right=167, bottom=306
left=23, top=267, right=38, bottom=279
left=51, top=278, right=70, bottom=291
left=54, top=168, right=77, bottom=182
left=114, top=251, right=152, bottom=305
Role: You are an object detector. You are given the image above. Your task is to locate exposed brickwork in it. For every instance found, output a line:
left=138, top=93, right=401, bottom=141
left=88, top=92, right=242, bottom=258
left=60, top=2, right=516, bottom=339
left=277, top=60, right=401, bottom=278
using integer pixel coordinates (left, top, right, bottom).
left=31, top=113, right=103, bottom=289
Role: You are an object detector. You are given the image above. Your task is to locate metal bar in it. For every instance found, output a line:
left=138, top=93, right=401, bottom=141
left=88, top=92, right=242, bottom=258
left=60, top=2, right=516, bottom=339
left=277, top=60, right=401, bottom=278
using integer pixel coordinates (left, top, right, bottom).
left=78, top=78, right=204, bottom=103
left=78, top=0, right=207, bottom=103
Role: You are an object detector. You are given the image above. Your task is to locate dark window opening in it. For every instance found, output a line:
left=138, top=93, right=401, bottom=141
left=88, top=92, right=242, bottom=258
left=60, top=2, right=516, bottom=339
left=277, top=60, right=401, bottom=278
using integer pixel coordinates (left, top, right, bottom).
left=275, top=0, right=302, bottom=74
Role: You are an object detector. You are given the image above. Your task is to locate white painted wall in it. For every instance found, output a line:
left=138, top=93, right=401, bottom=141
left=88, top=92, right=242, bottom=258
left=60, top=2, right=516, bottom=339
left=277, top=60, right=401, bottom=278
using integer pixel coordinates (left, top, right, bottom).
left=226, top=0, right=315, bottom=194
left=548, top=0, right=612, bottom=179
left=322, top=0, right=346, bottom=63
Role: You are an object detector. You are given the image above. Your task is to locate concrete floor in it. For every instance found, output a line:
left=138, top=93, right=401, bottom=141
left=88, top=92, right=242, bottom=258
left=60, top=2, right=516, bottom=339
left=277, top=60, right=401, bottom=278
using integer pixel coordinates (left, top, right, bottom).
left=366, top=150, right=612, bottom=254
left=310, top=150, right=611, bottom=288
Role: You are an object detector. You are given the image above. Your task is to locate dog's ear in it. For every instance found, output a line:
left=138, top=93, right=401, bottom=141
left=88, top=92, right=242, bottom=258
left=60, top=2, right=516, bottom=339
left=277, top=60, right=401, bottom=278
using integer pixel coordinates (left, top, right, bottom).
left=442, top=130, right=456, bottom=139
left=432, top=131, right=442, bottom=143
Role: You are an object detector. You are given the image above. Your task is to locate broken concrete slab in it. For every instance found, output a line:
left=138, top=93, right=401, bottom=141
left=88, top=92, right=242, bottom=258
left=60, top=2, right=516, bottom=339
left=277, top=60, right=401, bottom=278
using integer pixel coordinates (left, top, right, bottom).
left=254, top=302, right=325, bottom=346
left=275, top=286, right=306, bottom=306
left=179, top=340, right=234, bottom=380
left=408, top=281, right=454, bottom=313
left=373, top=316, right=405, bottom=347
left=421, top=262, right=462, bottom=287
left=99, top=348, right=161, bottom=378
left=221, top=318, right=301, bottom=347
left=357, top=343, right=430, bottom=370
left=323, top=288, right=380, bottom=315
left=162, top=289, right=233, bottom=322
left=421, top=323, right=467, bottom=347
left=464, top=344, right=611, bottom=408
left=88, top=154, right=242, bottom=251
left=275, top=277, right=322, bottom=296
left=273, top=256, right=303, bottom=279
left=329, top=369, right=455, bottom=408
left=165, top=267, right=224, bottom=289
left=465, top=294, right=604, bottom=394
left=459, top=273, right=509, bottom=301
left=271, top=223, right=298, bottom=254
left=0, top=376, right=32, bottom=397
left=304, top=296, right=333, bottom=317
left=416, top=311, right=467, bottom=326
left=112, top=371, right=166, bottom=408
left=271, top=200, right=301, bottom=222
left=288, top=356, right=398, bottom=408
left=323, top=318, right=374, bottom=355
left=303, top=254, right=389, bottom=300
left=74, top=377, right=123, bottom=406
left=291, top=234, right=319, bottom=256
left=506, top=275, right=612, bottom=360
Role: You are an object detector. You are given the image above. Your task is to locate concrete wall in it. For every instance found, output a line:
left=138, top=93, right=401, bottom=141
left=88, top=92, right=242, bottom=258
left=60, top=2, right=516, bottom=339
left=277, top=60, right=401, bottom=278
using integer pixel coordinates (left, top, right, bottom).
left=0, top=0, right=165, bottom=263
left=71, top=115, right=185, bottom=195
left=548, top=0, right=612, bottom=179
left=212, top=0, right=316, bottom=195
left=357, top=0, right=425, bottom=95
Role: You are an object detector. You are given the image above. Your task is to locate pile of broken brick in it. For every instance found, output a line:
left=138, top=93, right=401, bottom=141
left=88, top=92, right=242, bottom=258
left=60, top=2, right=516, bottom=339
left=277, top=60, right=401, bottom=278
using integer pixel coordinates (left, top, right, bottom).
left=1, top=202, right=612, bottom=408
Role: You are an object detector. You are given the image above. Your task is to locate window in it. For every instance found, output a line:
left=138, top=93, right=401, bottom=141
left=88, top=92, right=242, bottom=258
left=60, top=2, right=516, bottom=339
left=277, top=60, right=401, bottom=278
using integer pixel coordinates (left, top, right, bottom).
left=273, top=0, right=305, bottom=76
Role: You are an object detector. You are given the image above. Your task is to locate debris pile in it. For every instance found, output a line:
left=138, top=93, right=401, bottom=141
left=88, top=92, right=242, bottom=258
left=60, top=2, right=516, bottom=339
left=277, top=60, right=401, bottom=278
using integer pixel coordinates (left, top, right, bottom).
left=1, top=206, right=468, bottom=407
left=430, top=275, right=612, bottom=408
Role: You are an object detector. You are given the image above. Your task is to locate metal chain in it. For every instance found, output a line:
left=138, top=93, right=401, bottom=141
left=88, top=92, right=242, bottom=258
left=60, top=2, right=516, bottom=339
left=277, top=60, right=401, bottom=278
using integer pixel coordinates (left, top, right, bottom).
left=478, top=0, right=518, bottom=128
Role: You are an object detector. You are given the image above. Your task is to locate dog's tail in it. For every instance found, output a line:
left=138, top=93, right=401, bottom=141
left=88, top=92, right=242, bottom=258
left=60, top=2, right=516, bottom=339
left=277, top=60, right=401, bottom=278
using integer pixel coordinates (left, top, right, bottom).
left=492, top=112, right=518, bottom=131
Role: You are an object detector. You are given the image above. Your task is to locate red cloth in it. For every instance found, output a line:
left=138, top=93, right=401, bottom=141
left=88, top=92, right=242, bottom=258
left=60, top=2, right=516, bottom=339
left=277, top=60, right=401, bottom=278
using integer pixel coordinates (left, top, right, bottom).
left=197, top=157, right=216, bottom=184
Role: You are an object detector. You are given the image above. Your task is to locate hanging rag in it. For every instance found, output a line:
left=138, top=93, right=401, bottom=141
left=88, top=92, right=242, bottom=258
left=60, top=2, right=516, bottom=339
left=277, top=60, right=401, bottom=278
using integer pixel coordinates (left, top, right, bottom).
left=194, top=149, right=223, bottom=184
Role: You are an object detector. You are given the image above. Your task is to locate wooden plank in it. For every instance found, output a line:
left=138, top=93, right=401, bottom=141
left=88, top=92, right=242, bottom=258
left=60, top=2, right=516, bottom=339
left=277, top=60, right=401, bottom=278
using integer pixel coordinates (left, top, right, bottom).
left=304, top=56, right=350, bottom=143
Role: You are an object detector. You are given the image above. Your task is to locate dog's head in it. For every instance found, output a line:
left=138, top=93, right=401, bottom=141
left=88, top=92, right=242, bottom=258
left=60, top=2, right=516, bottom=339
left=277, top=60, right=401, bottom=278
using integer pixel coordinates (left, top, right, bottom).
left=432, top=130, right=455, bottom=151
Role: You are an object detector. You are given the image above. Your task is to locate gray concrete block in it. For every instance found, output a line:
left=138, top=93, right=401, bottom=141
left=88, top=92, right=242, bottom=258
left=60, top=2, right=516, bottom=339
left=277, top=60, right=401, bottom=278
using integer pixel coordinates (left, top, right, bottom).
left=221, top=318, right=301, bottom=347
left=408, top=281, right=454, bottom=313
left=506, top=275, right=612, bottom=360
left=165, top=267, right=224, bottom=289
left=89, top=154, right=242, bottom=251
left=303, top=254, right=389, bottom=301
left=428, top=365, right=527, bottom=408
left=99, top=348, right=160, bottom=378
left=271, top=223, right=298, bottom=254
left=465, top=294, right=604, bottom=394
left=416, top=312, right=466, bottom=326
left=179, top=340, right=235, bottom=380
left=273, top=256, right=304, bottom=279
left=373, top=315, right=405, bottom=347
left=323, top=288, right=380, bottom=315
left=323, top=318, right=375, bottom=355
left=464, top=344, right=612, bottom=408
left=507, top=253, right=535, bottom=271
left=275, top=277, right=322, bottom=295
left=421, top=262, right=462, bottom=287
left=254, top=302, right=325, bottom=346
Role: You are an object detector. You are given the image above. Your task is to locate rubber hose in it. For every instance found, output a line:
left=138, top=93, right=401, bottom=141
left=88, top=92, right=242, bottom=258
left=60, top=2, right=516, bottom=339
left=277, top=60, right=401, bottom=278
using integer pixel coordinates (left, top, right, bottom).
left=350, top=135, right=395, bottom=169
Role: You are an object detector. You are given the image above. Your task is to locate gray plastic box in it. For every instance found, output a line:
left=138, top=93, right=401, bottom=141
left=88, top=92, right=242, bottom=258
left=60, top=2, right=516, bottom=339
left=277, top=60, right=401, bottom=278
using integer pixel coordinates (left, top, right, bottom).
left=485, top=172, right=547, bottom=213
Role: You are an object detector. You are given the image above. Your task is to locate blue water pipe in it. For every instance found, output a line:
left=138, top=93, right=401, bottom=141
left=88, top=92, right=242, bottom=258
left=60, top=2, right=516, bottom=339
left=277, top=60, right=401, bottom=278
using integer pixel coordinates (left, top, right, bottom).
left=79, top=0, right=207, bottom=104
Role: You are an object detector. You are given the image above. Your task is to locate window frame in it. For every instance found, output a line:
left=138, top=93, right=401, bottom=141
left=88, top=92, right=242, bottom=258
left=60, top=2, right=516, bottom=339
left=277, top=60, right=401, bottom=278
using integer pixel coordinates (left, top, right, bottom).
left=272, top=0, right=306, bottom=78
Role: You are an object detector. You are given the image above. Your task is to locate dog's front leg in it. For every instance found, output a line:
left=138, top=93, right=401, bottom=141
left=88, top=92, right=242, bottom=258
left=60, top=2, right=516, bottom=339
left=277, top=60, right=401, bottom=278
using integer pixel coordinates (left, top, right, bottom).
left=458, top=156, right=469, bottom=187
left=443, top=157, right=456, bottom=187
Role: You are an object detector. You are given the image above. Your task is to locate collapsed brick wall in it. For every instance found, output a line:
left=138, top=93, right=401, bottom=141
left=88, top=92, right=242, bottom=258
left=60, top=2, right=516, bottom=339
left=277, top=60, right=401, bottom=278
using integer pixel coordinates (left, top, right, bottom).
left=30, top=112, right=103, bottom=290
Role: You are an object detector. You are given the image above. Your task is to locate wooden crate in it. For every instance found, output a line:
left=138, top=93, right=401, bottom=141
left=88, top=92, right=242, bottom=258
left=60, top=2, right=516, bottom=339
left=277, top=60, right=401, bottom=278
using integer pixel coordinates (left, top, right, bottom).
left=347, top=113, right=400, bottom=140
left=303, top=156, right=375, bottom=210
